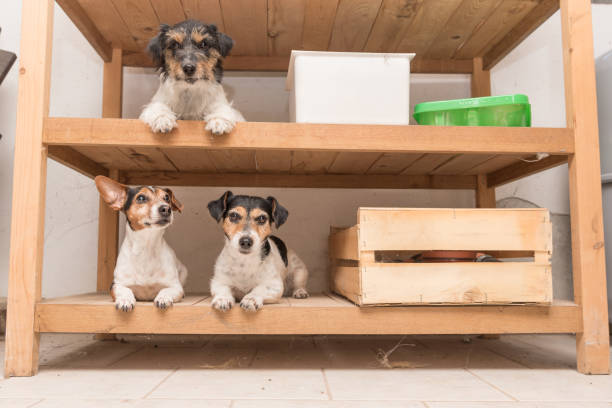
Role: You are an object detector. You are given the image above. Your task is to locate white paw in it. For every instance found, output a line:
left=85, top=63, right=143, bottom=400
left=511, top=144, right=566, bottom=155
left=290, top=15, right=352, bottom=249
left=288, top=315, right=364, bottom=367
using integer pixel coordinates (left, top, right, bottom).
left=115, top=295, right=136, bottom=312
left=205, top=117, right=234, bottom=135
left=293, top=288, right=309, bottom=299
left=240, top=296, right=263, bottom=312
left=147, top=112, right=177, bottom=133
left=154, top=293, right=174, bottom=310
left=212, top=296, right=235, bottom=312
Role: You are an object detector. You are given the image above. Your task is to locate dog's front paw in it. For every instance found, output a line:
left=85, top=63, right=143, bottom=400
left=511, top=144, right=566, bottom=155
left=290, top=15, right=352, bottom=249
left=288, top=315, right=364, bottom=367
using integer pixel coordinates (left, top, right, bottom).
left=205, top=117, right=234, bottom=135
left=154, top=293, right=174, bottom=310
left=293, top=288, right=309, bottom=299
left=212, top=296, right=235, bottom=312
left=115, top=295, right=136, bottom=312
left=146, top=112, right=177, bottom=133
left=240, top=296, right=263, bottom=312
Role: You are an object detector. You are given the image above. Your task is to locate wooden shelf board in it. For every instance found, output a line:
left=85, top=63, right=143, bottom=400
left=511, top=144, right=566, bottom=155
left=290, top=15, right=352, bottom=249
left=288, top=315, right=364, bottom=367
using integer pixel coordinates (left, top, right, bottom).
left=36, top=293, right=580, bottom=335
left=56, top=0, right=558, bottom=71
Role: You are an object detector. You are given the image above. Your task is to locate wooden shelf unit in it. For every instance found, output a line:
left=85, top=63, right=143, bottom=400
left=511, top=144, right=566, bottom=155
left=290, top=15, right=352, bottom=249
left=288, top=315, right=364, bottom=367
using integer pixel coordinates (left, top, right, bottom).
left=5, top=0, right=609, bottom=377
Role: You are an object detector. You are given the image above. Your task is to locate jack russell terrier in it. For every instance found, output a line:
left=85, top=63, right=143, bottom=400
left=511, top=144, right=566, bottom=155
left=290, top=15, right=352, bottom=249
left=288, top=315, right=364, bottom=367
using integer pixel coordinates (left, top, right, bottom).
left=207, top=191, right=309, bottom=312
left=95, top=176, right=187, bottom=312
left=140, top=19, right=244, bottom=135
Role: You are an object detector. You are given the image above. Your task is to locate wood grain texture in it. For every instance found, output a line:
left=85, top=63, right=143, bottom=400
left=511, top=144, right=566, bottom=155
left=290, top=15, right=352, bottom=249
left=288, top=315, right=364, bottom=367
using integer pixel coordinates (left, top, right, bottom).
left=357, top=208, right=552, bottom=252
left=329, top=226, right=360, bottom=260
left=182, top=0, right=225, bottom=30
left=360, top=263, right=552, bottom=305
left=302, top=0, right=339, bottom=50
left=108, top=0, right=160, bottom=48
left=56, top=0, right=112, bottom=61
left=97, top=169, right=120, bottom=294
left=35, top=293, right=579, bottom=334
left=149, top=0, right=186, bottom=24
left=476, top=173, right=496, bottom=208
left=487, top=155, right=568, bottom=187
left=43, top=119, right=575, bottom=155
left=561, top=0, right=610, bottom=374
left=456, top=0, right=538, bottom=59
left=121, top=172, right=477, bottom=189
left=328, top=0, right=383, bottom=51
left=364, top=0, right=422, bottom=52
left=5, top=0, right=53, bottom=378
left=267, top=0, right=306, bottom=56
left=78, top=0, right=143, bottom=52
left=471, top=57, right=491, bottom=97
left=102, top=48, right=123, bottom=119
left=47, top=146, right=108, bottom=179
left=220, top=0, right=268, bottom=56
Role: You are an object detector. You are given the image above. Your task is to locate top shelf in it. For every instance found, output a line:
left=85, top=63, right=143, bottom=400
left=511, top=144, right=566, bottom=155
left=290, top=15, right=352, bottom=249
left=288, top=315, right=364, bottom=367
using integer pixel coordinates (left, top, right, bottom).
left=56, top=0, right=559, bottom=72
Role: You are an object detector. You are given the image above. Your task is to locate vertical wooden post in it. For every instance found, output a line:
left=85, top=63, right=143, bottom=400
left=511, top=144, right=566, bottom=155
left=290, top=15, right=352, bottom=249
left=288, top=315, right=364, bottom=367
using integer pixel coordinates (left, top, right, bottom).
left=5, top=0, right=54, bottom=377
left=472, top=58, right=496, bottom=209
left=97, top=48, right=122, bottom=294
left=561, top=0, right=610, bottom=374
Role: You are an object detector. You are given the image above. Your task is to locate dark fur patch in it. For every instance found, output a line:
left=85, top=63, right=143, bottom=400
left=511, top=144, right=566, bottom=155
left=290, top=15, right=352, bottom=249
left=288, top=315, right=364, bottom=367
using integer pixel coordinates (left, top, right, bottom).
left=208, top=192, right=289, bottom=229
left=269, top=235, right=288, bottom=267
left=146, top=19, right=233, bottom=83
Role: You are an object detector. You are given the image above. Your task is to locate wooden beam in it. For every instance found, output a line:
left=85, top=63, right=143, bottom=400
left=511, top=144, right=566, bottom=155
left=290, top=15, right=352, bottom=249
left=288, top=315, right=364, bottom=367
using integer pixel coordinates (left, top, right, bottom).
left=561, top=0, right=610, bottom=374
left=35, top=294, right=580, bottom=335
left=121, top=171, right=477, bottom=190
left=43, top=119, right=575, bottom=155
left=483, top=0, right=559, bottom=70
left=47, top=146, right=108, bottom=178
left=56, top=0, right=112, bottom=62
left=122, top=52, right=473, bottom=73
left=5, top=0, right=53, bottom=378
left=476, top=174, right=496, bottom=208
left=102, top=48, right=123, bottom=118
left=471, top=57, right=491, bottom=98
left=487, top=155, right=568, bottom=187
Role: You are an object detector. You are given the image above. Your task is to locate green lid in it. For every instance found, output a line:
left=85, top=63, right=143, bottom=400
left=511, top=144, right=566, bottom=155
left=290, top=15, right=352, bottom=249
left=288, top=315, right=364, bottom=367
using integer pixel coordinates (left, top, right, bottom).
left=414, top=94, right=529, bottom=114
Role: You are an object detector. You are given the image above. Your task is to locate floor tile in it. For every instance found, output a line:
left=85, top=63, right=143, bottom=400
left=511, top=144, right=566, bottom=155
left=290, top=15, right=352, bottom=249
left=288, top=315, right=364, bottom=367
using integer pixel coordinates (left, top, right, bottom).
left=468, top=367, right=612, bottom=402
left=0, top=368, right=173, bottom=399
left=325, top=369, right=511, bottom=401
left=0, top=399, right=41, bottom=408
left=427, top=403, right=612, bottom=408
left=30, top=399, right=231, bottom=408
left=233, top=400, right=426, bottom=407
left=150, top=368, right=328, bottom=400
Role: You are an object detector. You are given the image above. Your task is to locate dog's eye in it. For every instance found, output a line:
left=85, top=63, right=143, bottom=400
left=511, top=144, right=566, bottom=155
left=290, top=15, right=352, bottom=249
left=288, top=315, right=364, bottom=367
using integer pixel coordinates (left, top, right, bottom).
left=169, top=41, right=182, bottom=50
left=136, top=195, right=147, bottom=203
left=163, top=194, right=170, bottom=202
left=197, top=41, right=208, bottom=50
left=228, top=212, right=241, bottom=223
left=255, top=215, right=267, bottom=225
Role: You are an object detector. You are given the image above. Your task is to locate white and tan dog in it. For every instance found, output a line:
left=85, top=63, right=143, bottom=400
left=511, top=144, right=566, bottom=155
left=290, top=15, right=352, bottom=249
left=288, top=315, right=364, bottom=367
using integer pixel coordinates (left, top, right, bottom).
left=95, top=176, right=187, bottom=312
left=140, top=19, right=244, bottom=135
left=208, top=191, right=309, bottom=312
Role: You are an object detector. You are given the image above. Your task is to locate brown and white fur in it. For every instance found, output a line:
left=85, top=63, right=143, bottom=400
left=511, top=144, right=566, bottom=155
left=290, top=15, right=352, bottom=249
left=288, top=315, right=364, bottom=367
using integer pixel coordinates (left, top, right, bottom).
left=207, top=191, right=309, bottom=312
left=95, top=176, right=187, bottom=312
left=140, top=20, right=244, bottom=135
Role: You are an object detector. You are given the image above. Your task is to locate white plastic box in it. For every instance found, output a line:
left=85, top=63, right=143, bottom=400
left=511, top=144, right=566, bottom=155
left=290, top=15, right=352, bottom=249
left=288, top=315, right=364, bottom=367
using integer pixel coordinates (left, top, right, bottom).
left=287, top=50, right=415, bottom=125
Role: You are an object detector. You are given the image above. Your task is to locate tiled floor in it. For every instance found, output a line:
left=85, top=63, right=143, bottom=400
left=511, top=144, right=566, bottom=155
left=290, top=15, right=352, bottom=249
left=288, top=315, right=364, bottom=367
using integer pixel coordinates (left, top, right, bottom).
left=0, top=333, right=610, bottom=407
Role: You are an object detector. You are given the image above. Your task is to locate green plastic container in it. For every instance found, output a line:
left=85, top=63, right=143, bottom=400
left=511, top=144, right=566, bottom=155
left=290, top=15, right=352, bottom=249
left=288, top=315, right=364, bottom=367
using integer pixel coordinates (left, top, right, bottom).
left=413, top=94, right=531, bottom=126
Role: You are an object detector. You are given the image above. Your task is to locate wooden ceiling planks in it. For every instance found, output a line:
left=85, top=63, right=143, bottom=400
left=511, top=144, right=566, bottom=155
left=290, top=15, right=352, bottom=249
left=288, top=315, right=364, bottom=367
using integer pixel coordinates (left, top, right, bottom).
left=220, top=0, right=268, bottom=56
left=59, top=0, right=559, bottom=70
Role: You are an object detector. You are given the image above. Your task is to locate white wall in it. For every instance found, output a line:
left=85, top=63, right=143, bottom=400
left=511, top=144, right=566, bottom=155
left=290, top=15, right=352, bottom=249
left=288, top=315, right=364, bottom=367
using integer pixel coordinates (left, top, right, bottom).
left=1, top=3, right=611, bottom=297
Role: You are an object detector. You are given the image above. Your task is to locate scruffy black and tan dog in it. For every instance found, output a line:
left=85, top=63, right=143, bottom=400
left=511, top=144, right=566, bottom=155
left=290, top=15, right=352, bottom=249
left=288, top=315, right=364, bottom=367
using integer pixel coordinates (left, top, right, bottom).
left=208, top=191, right=309, bottom=312
left=95, top=176, right=187, bottom=312
left=140, top=20, right=244, bottom=135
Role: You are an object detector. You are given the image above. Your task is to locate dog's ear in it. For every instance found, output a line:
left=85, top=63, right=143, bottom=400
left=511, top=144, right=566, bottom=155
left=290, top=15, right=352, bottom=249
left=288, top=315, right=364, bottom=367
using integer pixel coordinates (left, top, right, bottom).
left=216, top=31, right=234, bottom=57
left=208, top=191, right=233, bottom=222
left=147, top=24, right=170, bottom=67
left=95, top=176, right=129, bottom=211
left=164, top=188, right=183, bottom=213
left=267, top=196, right=288, bottom=228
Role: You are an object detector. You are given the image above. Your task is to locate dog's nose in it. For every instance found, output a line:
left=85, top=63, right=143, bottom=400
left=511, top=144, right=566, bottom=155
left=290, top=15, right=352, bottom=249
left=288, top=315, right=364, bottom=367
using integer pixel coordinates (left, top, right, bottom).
left=159, top=205, right=171, bottom=217
left=182, top=64, right=196, bottom=76
left=239, top=236, right=253, bottom=250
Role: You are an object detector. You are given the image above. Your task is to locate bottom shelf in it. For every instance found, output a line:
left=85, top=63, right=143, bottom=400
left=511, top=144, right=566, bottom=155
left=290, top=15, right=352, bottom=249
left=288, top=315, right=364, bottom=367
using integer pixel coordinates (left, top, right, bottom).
left=36, top=293, right=580, bottom=335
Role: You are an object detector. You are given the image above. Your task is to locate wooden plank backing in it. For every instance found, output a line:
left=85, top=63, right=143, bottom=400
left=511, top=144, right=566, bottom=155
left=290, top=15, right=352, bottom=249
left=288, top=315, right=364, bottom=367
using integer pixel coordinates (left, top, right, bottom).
left=330, top=266, right=362, bottom=305
left=220, top=0, right=268, bottom=56
left=328, top=0, right=383, bottom=51
left=357, top=208, right=552, bottom=252
left=360, top=263, right=552, bottom=305
left=301, top=0, right=339, bottom=50
left=35, top=293, right=580, bottom=334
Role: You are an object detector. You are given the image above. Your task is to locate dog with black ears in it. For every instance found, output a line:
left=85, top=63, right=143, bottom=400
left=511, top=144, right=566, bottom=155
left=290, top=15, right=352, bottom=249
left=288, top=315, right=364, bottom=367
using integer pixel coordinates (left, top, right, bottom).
left=208, top=191, right=309, bottom=312
left=140, top=19, right=244, bottom=135
left=95, top=176, right=187, bottom=312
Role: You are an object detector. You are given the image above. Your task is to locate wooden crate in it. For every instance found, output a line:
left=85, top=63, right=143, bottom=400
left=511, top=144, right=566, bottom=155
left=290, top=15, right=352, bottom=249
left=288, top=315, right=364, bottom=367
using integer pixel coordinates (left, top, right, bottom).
left=329, top=208, right=553, bottom=306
